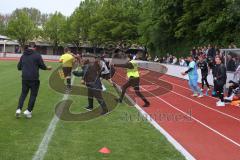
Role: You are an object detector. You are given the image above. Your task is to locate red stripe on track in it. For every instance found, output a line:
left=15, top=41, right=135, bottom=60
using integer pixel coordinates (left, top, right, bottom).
left=112, top=68, right=240, bottom=160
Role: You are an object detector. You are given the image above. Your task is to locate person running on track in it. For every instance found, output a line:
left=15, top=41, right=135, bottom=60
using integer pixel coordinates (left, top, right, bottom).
left=197, top=55, right=210, bottom=93
left=181, top=56, right=203, bottom=98
left=113, top=54, right=150, bottom=107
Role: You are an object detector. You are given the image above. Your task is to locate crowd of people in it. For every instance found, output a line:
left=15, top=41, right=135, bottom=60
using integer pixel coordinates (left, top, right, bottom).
left=149, top=44, right=240, bottom=72
left=146, top=43, right=240, bottom=107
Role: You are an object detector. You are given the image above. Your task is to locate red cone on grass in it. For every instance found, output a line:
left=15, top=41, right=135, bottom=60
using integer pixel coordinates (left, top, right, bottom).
left=99, top=147, right=111, bottom=154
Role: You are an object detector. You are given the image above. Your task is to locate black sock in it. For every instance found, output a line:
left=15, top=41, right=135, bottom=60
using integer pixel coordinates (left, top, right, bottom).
left=220, top=94, right=224, bottom=102
left=67, top=78, right=71, bottom=87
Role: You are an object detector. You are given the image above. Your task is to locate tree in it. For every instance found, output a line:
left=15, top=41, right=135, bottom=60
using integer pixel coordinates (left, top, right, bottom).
left=138, top=0, right=184, bottom=56
left=7, top=11, right=36, bottom=50
left=62, top=0, right=99, bottom=52
left=0, top=15, right=7, bottom=35
left=89, top=0, right=143, bottom=48
left=43, top=12, right=66, bottom=54
left=11, top=8, right=49, bottom=26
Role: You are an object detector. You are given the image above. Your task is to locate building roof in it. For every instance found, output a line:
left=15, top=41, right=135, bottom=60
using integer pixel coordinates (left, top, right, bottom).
left=0, top=35, right=11, bottom=40
left=0, top=40, right=19, bottom=45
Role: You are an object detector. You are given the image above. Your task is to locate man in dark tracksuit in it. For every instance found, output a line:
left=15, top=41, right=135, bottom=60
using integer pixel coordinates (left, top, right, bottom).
left=16, top=45, right=51, bottom=118
left=213, top=56, right=227, bottom=107
left=114, top=55, right=150, bottom=107
left=83, top=59, right=108, bottom=115
left=197, top=56, right=210, bottom=91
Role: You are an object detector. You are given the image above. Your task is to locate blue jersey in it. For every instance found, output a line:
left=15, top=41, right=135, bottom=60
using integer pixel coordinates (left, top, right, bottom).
left=188, top=61, right=198, bottom=80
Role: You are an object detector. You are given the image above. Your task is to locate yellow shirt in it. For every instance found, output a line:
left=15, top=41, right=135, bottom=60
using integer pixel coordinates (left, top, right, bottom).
left=59, top=53, right=74, bottom=67
left=127, top=60, right=139, bottom=78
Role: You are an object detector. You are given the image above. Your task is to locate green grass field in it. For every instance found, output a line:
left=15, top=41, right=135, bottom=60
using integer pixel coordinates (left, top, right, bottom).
left=0, top=61, right=185, bottom=160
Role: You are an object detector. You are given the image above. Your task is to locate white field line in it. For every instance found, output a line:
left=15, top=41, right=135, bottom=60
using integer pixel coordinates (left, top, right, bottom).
left=32, top=74, right=76, bottom=160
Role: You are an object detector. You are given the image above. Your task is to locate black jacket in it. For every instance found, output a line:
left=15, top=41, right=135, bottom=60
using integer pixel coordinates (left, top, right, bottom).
left=207, top=48, right=216, bottom=58
left=84, top=62, right=102, bottom=90
left=17, top=49, right=47, bottom=80
left=227, top=59, right=236, bottom=72
left=213, top=63, right=227, bottom=83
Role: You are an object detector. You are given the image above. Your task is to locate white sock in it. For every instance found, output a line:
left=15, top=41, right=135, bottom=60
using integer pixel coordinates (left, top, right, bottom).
left=102, top=84, right=106, bottom=91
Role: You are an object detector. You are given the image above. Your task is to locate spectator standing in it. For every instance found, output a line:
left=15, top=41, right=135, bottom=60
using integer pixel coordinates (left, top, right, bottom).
left=207, top=44, right=216, bottom=59
left=197, top=56, right=210, bottom=92
left=172, top=56, right=178, bottom=65
left=227, top=55, right=236, bottom=71
left=181, top=56, right=203, bottom=98
left=213, top=56, right=227, bottom=107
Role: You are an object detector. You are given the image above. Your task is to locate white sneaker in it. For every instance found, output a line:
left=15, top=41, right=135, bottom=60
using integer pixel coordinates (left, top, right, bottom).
left=224, top=97, right=233, bottom=101
left=198, top=94, right=203, bottom=98
left=16, top=109, right=21, bottom=118
left=23, top=110, right=32, bottom=118
left=216, top=101, right=225, bottom=107
left=224, top=94, right=234, bottom=101
left=192, top=93, right=198, bottom=97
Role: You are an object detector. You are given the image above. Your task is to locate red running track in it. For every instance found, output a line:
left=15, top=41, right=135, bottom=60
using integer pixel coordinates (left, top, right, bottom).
left=112, top=68, right=240, bottom=160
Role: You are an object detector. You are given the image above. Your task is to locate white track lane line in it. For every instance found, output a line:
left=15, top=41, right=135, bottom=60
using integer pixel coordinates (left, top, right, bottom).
left=159, top=75, right=218, bottom=100
left=119, top=69, right=240, bottom=122
left=113, top=83, right=196, bottom=160
left=116, top=72, right=240, bottom=148
left=32, top=75, right=76, bottom=160
left=140, top=76, right=240, bottom=122
left=139, top=67, right=219, bottom=100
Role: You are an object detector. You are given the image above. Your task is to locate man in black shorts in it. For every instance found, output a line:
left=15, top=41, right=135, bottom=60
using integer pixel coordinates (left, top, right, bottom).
left=59, top=48, right=75, bottom=91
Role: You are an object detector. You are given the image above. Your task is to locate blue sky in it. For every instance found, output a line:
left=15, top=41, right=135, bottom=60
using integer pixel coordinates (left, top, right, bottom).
left=0, top=0, right=83, bottom=16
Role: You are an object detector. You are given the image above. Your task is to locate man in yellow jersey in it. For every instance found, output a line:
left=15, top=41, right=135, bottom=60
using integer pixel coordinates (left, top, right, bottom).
left=114, top=54, right=150, bottom=107
left=59, top=48, right=75, bottom=91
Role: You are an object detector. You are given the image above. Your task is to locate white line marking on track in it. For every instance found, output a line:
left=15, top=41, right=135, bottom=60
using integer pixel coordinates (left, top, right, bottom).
left=116, top=73, right=240, bottom=148
left=142, top=76, right=240, bottom=122
left=139, top=67, right=219, bottom=100
left=114, top=83, right=196, bottom=160
left=159, top=75, right=218, bottom=100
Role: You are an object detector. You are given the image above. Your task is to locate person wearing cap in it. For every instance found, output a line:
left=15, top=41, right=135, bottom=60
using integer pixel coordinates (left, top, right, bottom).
left=59, top=48, right=75, bottom=91
left=16, top=43, right=52, bottom=118
left=113, top=54, right=150, bottom=107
